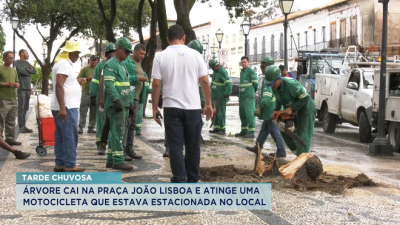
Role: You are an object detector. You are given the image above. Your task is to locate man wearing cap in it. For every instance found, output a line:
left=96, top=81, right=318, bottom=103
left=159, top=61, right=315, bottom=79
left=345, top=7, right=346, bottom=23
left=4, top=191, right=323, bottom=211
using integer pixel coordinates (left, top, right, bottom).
left=77, top=55, right=99, bottom=134
left=246, top=57, right=286, bottom=157
left=89, top=43, right=116, bottom=155
left=104, top=37, right=144, bottom=171
left=265, top=65, right=316, bottom=156
left=279, top=65, right=296, bottom=79
left=236, top=56, right=258, bottom=138
left=208, top=59, right=232, bottom=135
left=51, top=41, right=85, bottom=172
left=122, top=43, right=148, bottom=161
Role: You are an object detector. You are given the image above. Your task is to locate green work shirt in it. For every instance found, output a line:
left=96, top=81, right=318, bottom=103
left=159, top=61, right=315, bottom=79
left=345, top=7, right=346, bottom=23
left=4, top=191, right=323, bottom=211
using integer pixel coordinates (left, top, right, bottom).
left=273, top=77, right=311, bottom=113
left=89, top=60, right=106, bottom=98
left=239, top=67, right=258, bottom=99
left=139, top=72, right=151, bottom=104
left=122, top=56, right=141, bottom=102
left=0, top=66, right=19, bottom=100
left=211, top=67, right=232, bottom=101
left=77, top=66, right=96, bottom=94
left=103, top=57, right=132, bottom=109
left=259, top=84, right=276, bottom=121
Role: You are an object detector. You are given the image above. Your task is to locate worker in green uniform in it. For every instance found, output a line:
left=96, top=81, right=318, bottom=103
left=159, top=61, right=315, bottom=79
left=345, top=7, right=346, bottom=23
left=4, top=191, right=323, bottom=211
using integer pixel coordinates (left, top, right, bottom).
left=89, top=42, right=116, bottom=155
left=77, top=55, right=99, bottom=134
left=103, top=37, right=137, bottom=171
left=265, top=65, right=316, bottom=156
left=236, top=56, right=258, bottom=138
left=208, top=59, right=232, bottom=135
left=187, top=40, right=206, bottom=109
left=135, top=72, right=151, bottom=135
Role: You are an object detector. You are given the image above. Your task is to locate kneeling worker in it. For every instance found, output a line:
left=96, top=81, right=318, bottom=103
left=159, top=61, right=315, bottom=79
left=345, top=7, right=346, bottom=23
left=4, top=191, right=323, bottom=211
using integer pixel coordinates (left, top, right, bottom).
left=264, top=65, right=316, bottom=156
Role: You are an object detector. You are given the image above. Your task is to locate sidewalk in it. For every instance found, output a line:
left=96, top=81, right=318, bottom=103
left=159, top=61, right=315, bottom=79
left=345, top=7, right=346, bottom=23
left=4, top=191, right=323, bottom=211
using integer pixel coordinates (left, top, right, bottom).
left=0, top=102, right=399, bottom=224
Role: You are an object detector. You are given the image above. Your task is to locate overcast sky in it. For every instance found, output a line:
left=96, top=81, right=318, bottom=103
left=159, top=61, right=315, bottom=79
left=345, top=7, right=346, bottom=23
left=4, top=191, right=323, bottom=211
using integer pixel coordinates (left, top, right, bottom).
left=1, top=0, right=332, bottom=64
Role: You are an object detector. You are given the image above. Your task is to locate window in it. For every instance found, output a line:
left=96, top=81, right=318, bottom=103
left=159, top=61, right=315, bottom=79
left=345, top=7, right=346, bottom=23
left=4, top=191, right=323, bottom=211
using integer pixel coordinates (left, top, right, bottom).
left=304, top=31, right=308, bottom=50
left=313, top=29, right=317, bottom=51
left=212, top=37, right=216, bottom=46
left=254, top=37, right=258, bottom=57
left=322, top=26, right=326, bottom=48
left=279, top=33, right=284, bottom=59
left=231, top=47, right=236, bottom=55
left=262, top=36, right=266, bottom=57
left=271, top=35, right=275, bottom=58
left=202, top=35, right=204, bottom=41
left=239, top=34, right=243, bottom=42
left=238, top=46, right=243, bottom=54
left=297, top=33, right=300, bottom=50
left=290, top=35, right=293, bottom=58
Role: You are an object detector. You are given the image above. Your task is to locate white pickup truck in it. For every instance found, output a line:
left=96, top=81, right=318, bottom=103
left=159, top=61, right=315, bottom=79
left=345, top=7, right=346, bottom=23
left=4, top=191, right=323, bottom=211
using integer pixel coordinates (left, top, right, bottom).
left=314, top=67, right=375, bottom=143
left=372, top=67, right=400, bottom=152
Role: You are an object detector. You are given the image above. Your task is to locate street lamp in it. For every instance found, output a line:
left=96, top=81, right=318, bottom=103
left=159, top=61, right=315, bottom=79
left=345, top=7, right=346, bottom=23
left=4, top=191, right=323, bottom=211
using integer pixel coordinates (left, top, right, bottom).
left=11, top=16, right=19, bottom=66
left=202, top=39, right=208, bottom=60
left=369, top=0, right=393, bottom=155
left=240, top=19, right=251, bottom=56
left=215, top=29, right=224, bottom=49
left=279, top=0, right=294, bottom=70
left=42, top=41, right=47, bottom=64
left=211, top=44, right=218, bottom=60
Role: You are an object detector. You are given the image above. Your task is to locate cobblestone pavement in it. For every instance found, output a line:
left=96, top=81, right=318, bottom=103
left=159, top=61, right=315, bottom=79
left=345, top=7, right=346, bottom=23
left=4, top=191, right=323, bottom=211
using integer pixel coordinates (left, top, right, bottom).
left=0, top=97, right=400, bottom=224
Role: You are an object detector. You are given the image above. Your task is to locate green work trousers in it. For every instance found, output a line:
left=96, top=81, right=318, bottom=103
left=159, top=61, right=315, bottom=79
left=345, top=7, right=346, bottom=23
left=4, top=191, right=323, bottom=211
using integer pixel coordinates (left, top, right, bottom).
left=239, top=98, right=256, bottom=135
left=213, top=97, right=227, bottom=131
left=107, top=107, right=128, bottom=165
left=136, top=103, right=144, bottom=132
left=79, top=94, right=97, bottom=130
left=0, top=100, right=17, bottom=140
left=95, top=106, right=106, bottom=147
left=281, top=104, right=316, bottom=156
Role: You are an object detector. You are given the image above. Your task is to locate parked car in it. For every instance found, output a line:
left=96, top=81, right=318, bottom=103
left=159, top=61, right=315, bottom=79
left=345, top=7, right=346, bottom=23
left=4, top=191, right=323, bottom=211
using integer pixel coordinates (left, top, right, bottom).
left=230, top=77, right=240, bottom=96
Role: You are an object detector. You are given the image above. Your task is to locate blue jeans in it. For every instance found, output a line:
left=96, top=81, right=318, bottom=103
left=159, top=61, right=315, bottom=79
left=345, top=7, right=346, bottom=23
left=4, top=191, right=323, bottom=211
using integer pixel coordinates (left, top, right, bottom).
left=164, top=108, right=202, bottom=183
left=256, top=119, right=286, bottom=156
left=52, top=108, right=79, bottom=168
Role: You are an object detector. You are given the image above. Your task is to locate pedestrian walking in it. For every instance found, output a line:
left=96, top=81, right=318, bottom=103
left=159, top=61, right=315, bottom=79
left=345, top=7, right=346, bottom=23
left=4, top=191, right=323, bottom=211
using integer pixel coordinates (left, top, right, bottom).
left=122, top=43, right=148, bottom=161
left=78, top=55, right=99, bottom=134
left=14, top=49, right=36, bottom=133
left=151, top=25, right=213, bottom=183
left=51, top=41, right=85, bottom=172
left=0, top=51, right=21, bottom=146
left=266, top=65, right=316, bottom=156
left=89, top=43, right=116, bottom=155
left=104, top=37, right=142, bottom=170
left=246, top=57, right=286, bottom=157
left=235, top=56, right=258, bottom=138
left=208, top=59, right=232, bottom=135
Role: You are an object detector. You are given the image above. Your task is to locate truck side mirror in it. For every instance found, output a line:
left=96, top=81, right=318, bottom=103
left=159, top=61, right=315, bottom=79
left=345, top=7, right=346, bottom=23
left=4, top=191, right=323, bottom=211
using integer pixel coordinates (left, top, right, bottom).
left=347, top=82, right=359, bottom=90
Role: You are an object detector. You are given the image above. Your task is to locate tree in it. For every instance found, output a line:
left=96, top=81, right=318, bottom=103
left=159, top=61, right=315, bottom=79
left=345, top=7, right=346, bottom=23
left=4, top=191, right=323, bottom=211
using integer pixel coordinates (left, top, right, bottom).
left=157, top=0, right=169, bottom=50
left=174, top=0, right=196, bottom=44
left=3, top=0, right=96, bottom=95
left=0, top=24, right=5, bottom=54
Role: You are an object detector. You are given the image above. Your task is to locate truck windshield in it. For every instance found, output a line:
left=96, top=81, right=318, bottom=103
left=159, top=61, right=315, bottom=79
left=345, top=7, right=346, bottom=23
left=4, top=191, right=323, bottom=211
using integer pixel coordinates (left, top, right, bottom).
left=311, top=57, right=343, bottom=78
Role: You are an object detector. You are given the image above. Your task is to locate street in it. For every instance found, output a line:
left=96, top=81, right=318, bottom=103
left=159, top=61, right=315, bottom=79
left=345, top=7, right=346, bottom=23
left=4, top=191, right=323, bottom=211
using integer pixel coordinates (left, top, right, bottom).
left=0, top=96, right=399, bottom=224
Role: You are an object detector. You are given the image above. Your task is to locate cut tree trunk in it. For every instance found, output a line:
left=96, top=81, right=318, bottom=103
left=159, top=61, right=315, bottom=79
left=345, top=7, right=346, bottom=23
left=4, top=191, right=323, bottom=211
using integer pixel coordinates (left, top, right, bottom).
left=279, top=153, right=323, bottom=180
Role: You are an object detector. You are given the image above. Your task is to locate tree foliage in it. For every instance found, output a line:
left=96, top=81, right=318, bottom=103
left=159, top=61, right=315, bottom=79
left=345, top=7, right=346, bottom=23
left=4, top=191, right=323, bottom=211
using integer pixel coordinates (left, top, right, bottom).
left=0, top=24, right=5, bottom=54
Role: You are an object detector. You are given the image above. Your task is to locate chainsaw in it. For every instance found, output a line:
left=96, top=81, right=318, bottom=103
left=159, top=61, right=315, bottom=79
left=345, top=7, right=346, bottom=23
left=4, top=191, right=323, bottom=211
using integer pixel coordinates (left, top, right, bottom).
left=273, top=110, right=306, bottom=147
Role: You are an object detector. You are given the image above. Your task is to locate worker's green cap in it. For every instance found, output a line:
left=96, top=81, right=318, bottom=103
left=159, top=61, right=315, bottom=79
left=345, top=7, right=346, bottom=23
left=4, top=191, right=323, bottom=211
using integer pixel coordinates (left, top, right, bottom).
left=105, top=42, right=117, bottom=52
left=261, top=56, right=274, bottom=65
left=187, top=40, right=203, bottom=54
left=116, top=37, right=132, bottom=53
left=264, top=65, right=281, bottom=86
left=208, top=59, right=219, bottom=69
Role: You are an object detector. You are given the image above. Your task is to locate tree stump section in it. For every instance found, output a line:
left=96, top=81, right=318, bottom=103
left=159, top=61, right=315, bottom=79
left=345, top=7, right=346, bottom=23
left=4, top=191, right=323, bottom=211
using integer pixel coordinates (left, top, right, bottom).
left=279, top=153, right=323, bottom=180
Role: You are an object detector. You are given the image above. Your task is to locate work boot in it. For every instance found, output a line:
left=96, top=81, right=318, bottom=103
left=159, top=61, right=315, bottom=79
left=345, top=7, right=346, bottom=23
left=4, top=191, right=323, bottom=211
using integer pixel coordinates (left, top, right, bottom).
left=268, top=152, right=286, bottom=158
left=12, top=150, right=30, bottom=159
left=5, top=139, right=22, bottom=146
left=163, top=149, right=169, bottom=157
left=88, top=128, right=96, bottom=133
left=209, top=129, right=219, bottom=134
left=19, top=126, right=33, bottom=133
left=78, top=128, right=83, bottom=134
left=24, top=126, right=33, bottom=133
left=98, top=144, right=106, bottom=155
left=136, top=131, right=141, bottom=136
left=106, top=162, right=113, bottom=168
left=243, top=134, right=255, bottom=139
left=217, top=130, right=226, bottom=135
left=112, top=163, right=133, bottom=171
left=245, top=146, right=257, bottom=154
left=125, top=148, right=143, bottom=159
left=234, top=133, right=244, bottom=137
left=54, top=166, right=64, bottom=172
left=64, top=166, right=86, bottom=172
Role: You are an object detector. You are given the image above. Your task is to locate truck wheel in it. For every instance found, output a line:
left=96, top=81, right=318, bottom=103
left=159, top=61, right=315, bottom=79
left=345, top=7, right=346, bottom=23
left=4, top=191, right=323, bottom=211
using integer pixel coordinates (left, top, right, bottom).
left=359, top=111, right=371, bottom=143
left=388, top=122, right=400, bottom=152
left=322, top=108, right=336, bottom=134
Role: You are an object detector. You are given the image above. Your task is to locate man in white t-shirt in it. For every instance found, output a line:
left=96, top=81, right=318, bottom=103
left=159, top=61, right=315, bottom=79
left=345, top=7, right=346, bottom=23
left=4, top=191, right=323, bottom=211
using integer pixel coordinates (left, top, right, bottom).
left=151, top=25, right=213, bottom=183
left=51, top=41, right=86, bottom=172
